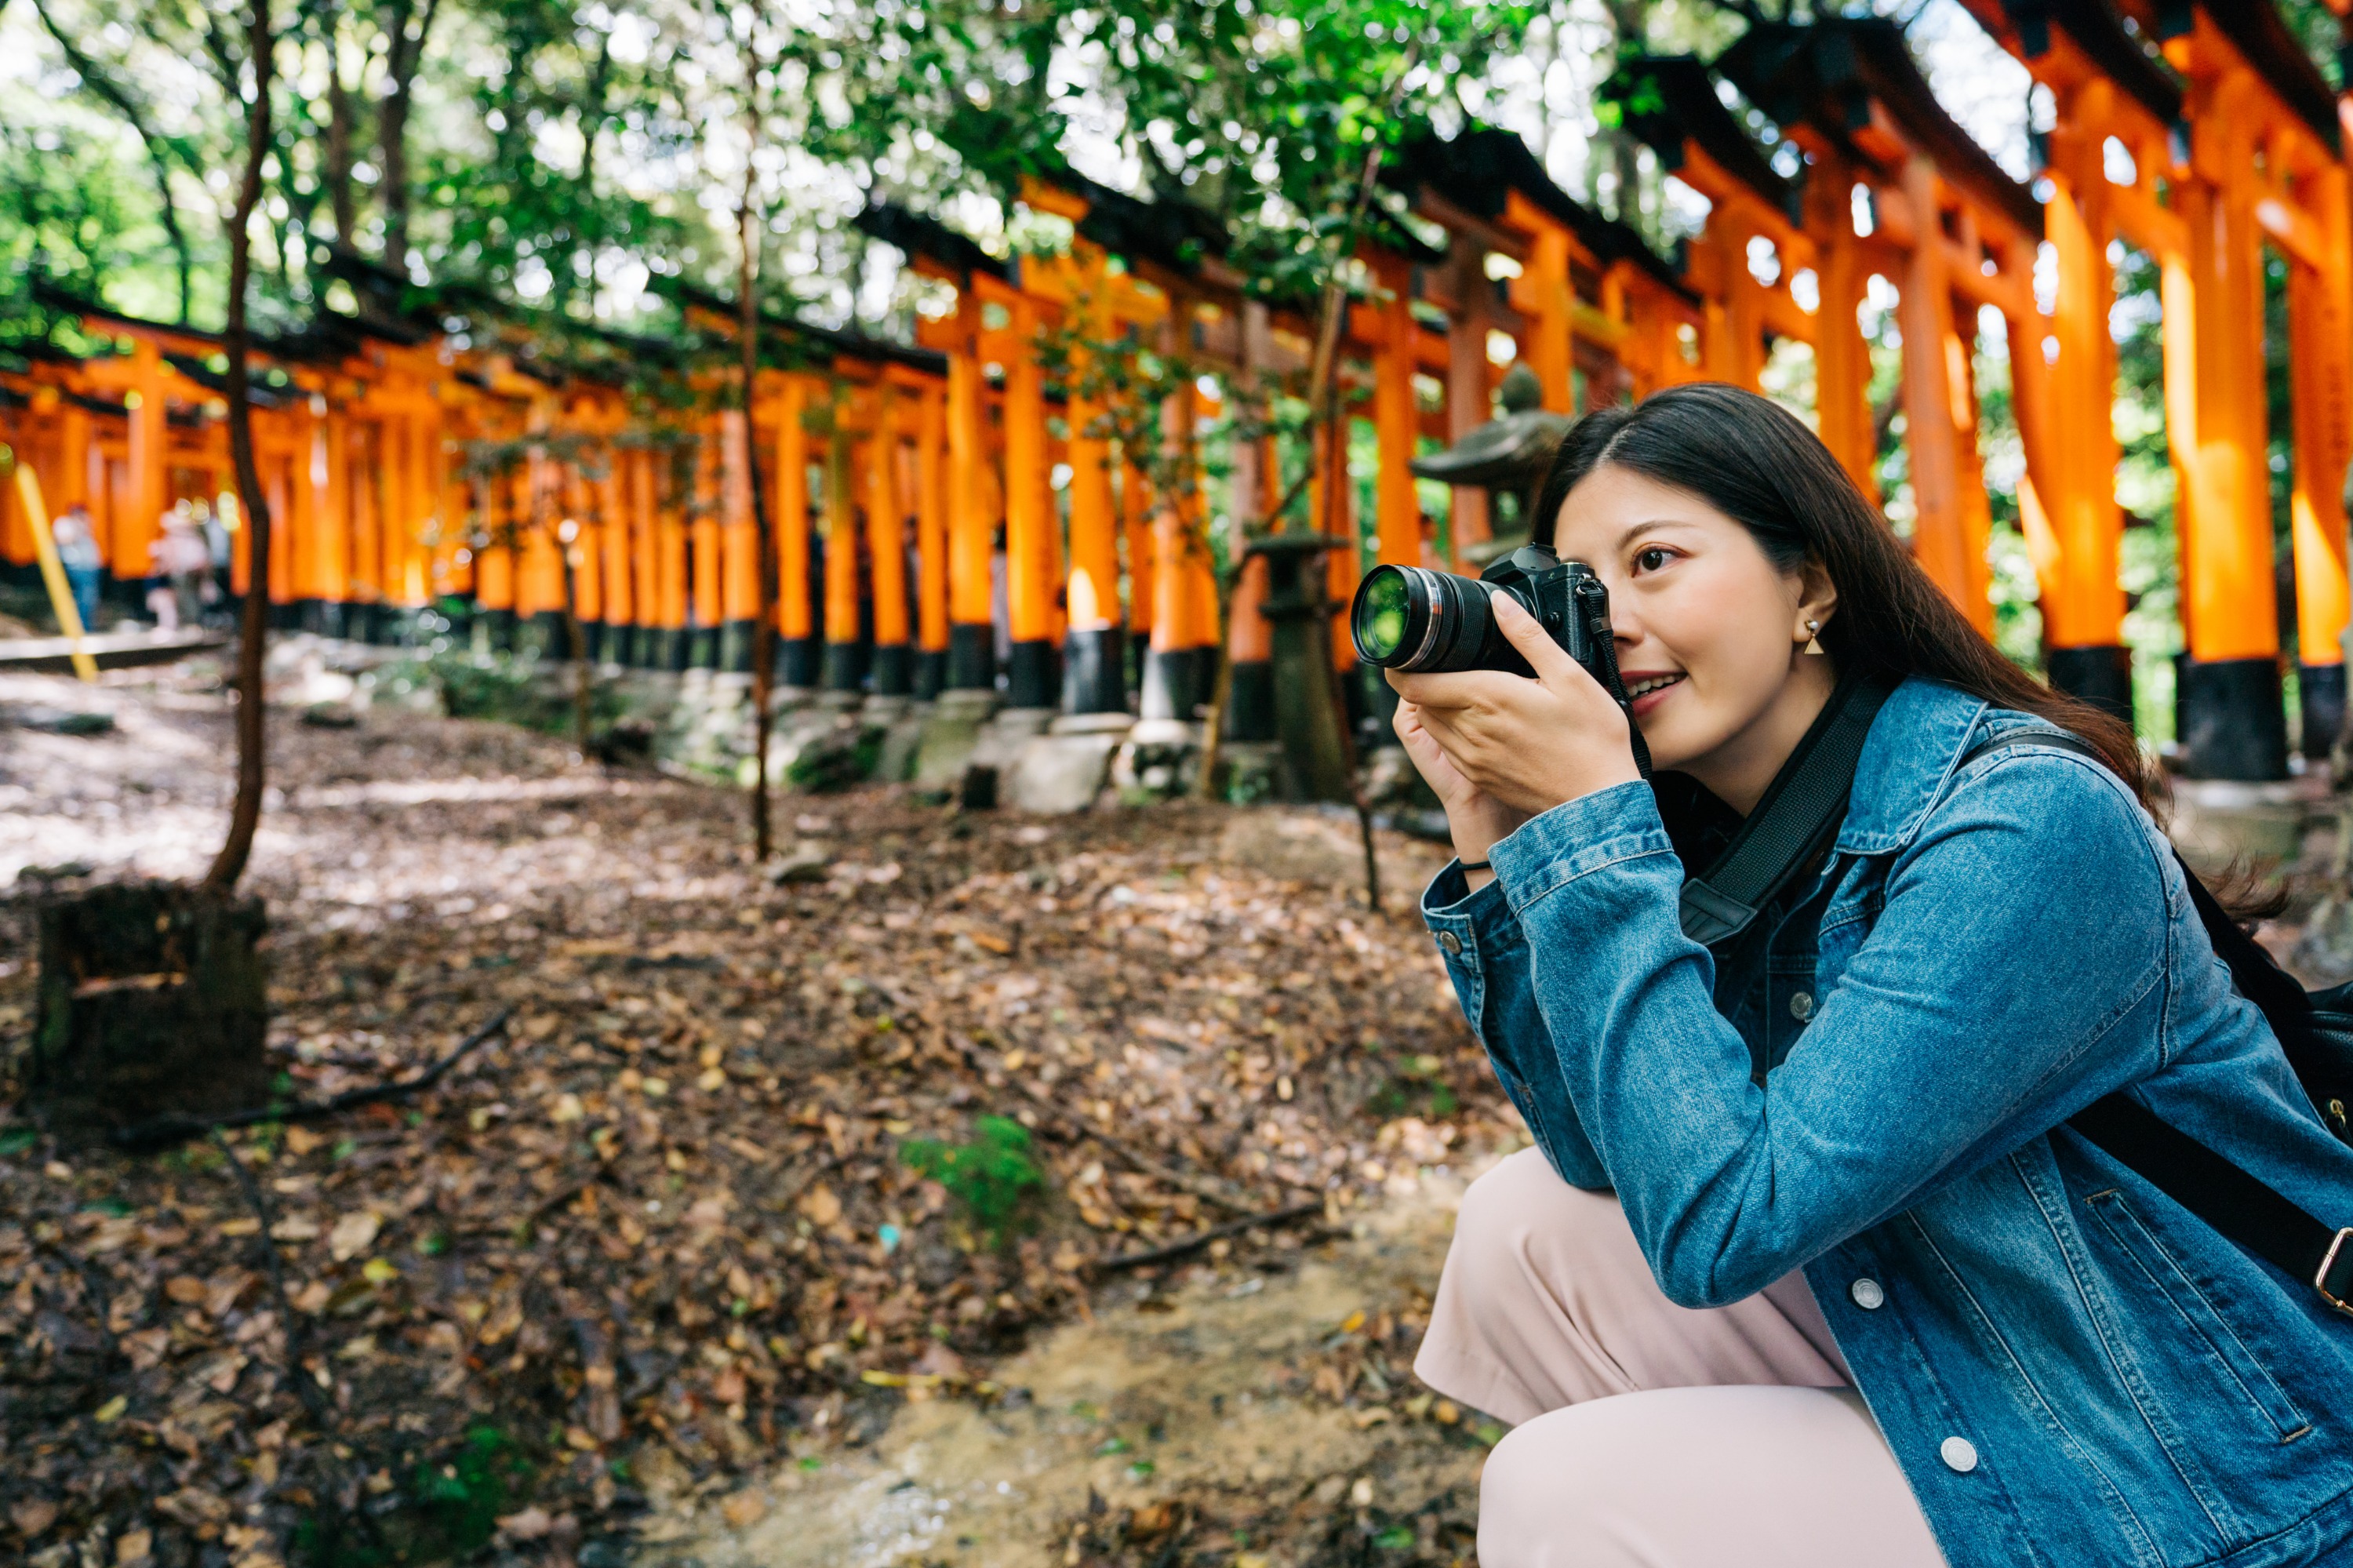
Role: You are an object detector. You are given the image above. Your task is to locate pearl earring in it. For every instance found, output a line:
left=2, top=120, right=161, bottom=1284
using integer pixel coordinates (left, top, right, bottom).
left=1803, top=619, right=1824, bottom=656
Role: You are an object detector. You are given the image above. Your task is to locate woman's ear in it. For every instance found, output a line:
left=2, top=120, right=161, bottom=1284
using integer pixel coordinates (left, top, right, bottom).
left=1794, top=557, right=1838, bottom=646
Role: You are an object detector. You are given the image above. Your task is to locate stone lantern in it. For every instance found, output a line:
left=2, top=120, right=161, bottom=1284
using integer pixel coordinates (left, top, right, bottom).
left=1408, top=364, right=1573, bottom=564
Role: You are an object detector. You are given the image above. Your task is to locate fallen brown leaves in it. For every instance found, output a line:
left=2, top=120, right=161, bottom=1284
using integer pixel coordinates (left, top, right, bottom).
left=0, top=676, right=1512, bottom=1566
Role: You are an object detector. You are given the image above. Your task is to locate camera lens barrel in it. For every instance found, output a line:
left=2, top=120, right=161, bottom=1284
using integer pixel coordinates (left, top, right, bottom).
left=1351, top=565, right=1510, bottom=674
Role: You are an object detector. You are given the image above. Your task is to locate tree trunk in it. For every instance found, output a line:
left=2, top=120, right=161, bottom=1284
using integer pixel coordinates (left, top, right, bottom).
left=377, top=0, right=440, bottom=267
left=1601, top=0, right=1647, bottom=232
left=741, top=140, right=776, bottom=862
left=204, top=0, right=276, bottom=895
left=32, top=882, right=269, bottom=1139
left=322, top=0, right=356, bottom=246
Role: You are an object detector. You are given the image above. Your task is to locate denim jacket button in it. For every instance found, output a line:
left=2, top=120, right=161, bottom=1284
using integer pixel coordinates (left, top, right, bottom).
left=1790, top=991, right=1815, bottom=1021
left=1940, top=1436, right=1979, bottom=1474
left=1436, top=931, right=1463, bottom=956
left=1849, top=1278, right=1885, bottom=1310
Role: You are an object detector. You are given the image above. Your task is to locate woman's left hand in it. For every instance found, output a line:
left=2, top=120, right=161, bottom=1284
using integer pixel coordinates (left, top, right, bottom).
left=1387, top=592, right=1644, bottom=817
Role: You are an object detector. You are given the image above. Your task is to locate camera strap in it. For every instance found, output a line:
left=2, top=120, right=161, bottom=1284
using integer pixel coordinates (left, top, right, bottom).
left=1676, top=668, right=1893, bottom=945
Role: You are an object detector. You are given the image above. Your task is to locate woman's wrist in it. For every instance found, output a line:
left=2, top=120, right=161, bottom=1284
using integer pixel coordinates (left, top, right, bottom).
left=1449, top=805, right=1529, bottom=875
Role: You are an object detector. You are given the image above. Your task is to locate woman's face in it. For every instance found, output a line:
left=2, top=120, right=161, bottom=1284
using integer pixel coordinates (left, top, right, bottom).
left=1551, top=464, right=1833, bottom=788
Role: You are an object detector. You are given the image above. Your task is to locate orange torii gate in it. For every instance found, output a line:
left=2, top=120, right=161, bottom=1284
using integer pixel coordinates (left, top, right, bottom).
left=1613, top=56, right=1882, bottom=500
left=1387, top=124, right=1707, bottom=548
left=1962, top=0, right=2353, bottom=779
left=0, top=306, right=231, bottom=613
left=1016, top=174, right=1231, bottom=721
left=1704, top=19, right=2056, bottom=649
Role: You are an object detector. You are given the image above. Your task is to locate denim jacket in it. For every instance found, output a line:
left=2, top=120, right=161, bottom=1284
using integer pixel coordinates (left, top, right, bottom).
left=1424, top=677, right=2353, bottom=1567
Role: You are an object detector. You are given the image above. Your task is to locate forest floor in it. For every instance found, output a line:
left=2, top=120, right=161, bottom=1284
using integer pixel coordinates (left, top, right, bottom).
left=0, top=659, right=1514, bottom=1568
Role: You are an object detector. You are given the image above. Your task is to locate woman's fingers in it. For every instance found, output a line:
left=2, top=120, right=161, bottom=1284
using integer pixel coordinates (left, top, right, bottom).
left=1387, top=667, right=1528, bottom=715
left=1489, top=592, right=1585, bottom=689
left=1413, top=704, right=1497, bottom=780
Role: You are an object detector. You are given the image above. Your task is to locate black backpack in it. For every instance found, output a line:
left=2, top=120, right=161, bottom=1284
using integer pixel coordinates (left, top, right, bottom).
left=1671, top=675, right=2353, bottom=1318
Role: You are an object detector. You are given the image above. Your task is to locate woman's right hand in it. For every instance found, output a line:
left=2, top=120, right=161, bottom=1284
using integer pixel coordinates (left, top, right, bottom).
left=1395, top=697, right=1530, bottom=875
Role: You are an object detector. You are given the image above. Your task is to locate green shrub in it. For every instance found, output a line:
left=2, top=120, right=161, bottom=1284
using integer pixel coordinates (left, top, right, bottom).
left=785, top=727, right=883, bottom=793
left=293, top=1424, right=534, bottom=1567
left=900, top=1115, right=1046, bottom=1246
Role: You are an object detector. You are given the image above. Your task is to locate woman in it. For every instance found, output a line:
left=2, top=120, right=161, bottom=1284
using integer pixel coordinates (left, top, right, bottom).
left=1396, top=384, right=2353, bottom=1567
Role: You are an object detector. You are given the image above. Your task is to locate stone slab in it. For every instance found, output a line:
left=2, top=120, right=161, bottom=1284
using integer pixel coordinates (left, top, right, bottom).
left=1006, top=733, right=1121, bottom=814
left=875, top=713, right=928, bottom=784
left=2169, top=776, right=2326, bottom=875
left=916, top=708, right=995, bottom=787
left=1050, top=711, right=1136, bottom=737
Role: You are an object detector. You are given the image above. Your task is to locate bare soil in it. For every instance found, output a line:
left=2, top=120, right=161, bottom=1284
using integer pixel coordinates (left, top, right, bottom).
left=0, top=660, right=1507, bottom=1568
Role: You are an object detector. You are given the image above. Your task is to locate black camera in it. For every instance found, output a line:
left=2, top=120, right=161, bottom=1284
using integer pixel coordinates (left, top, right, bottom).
left=1350, top=544, right=1609, bottom=678
left=1350, top=544, right=1651, bottom=773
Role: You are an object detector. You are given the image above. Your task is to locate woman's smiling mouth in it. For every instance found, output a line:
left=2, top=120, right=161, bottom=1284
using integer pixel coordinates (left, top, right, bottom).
left=1624, top=672, right=1686, bottom=714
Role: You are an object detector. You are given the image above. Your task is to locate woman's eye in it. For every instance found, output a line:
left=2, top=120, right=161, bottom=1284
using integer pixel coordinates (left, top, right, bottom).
left=1633, top=547, right=1672, bottom=573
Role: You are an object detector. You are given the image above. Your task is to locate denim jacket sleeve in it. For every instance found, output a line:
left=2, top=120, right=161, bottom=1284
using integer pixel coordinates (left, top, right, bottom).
left=1421, top=862, right=1608, bottom=1188
left=1490, top=759, right=2169, bottom=1308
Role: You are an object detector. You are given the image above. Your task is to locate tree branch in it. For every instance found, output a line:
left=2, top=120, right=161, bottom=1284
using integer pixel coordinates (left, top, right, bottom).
left=27, top=0, right=197, bottom=322
left=113, top=1007, right=512, bottom=1150
left=1092, top=1199, right=1327, bottom=1274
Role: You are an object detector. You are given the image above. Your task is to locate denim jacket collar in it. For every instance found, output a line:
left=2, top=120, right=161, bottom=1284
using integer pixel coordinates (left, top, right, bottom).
left=1831, top=676, right=1990, bottom=857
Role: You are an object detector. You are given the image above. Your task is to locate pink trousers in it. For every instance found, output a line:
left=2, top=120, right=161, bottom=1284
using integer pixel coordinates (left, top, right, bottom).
left=1414, top=1149, right=1948, bottom=1567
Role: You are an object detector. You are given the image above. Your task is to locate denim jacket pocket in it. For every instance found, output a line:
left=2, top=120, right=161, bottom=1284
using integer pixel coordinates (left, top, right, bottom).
left=2083, top=1188, right=2312, bottom=1442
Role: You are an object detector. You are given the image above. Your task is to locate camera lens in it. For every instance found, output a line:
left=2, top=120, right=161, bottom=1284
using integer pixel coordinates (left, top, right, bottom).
left=1355, top=567, right=1413, bottom=662
left=1351, top=565, right=1506, bottom=673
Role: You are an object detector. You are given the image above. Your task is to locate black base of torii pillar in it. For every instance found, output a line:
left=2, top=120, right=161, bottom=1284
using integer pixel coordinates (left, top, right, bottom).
left=2047, top=645, right=2133, bottom=727
left=2175, top=656, right=2289, bottom=782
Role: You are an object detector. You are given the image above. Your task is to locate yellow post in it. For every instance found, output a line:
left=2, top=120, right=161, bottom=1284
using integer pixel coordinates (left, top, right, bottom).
left=13, top=464, right=100, bottom=681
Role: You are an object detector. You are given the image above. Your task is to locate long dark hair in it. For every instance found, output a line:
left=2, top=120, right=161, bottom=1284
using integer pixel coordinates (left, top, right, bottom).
left=1535, top=382, right=2158, bottom=810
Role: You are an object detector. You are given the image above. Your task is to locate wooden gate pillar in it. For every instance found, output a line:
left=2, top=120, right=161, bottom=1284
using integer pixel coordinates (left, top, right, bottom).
left=124, top=339, right=167, bottom=588
left=1806, top=155, right=1879, bottom=503
left=1064, top=370, right=1126, bottom=715
left=821, top=398, right=864, bottom=692
left=1446, top=237, right=1497, bottom=558
left=914, top=384, right=949, bottom=697
left=288, top=398, right=324, bottom=628
left=321, top=406, right=354, bottom=637
left=771, top=378, right=816, bottom=685
left=718, top=408, right=759, bottom=671
left=1895, top=158, right=1993, bottom=635
left=1141, top=355, right=1199, bottom=722
left=2035, top=85, right=2133, bottom=722
left=1002, top=296, right=1059, bottom=708
left=1371, top=253, right=1424, bottom=569
left=595, top=440, right=630, bottom=664
left=944, top=297, right=995, bottom=690
left=2286, top=156, right=2352, bottom=758
left=2176, top=71, right=2286, bottom=780
left=867, top=384, right=914, bottom=696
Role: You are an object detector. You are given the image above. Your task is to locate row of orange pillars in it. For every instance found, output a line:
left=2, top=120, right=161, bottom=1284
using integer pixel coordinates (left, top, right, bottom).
left=5, top=3, right=2349, bottom=782
left=1618, top=2, right=2353, bottom=784
left=879, top=1, right=2353, bottom=782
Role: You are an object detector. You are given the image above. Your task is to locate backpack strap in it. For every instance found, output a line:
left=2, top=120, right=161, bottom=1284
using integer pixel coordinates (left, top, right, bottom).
left=1960, top=727, right=2353, bottom=1318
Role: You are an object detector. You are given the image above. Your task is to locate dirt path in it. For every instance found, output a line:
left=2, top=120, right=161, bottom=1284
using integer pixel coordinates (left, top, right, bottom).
left=648, top=1166, right=1493, bottom=1568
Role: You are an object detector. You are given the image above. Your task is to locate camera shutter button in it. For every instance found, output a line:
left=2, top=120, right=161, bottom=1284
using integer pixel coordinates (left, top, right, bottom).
left=1436, top=931, right=1463, bottom=956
